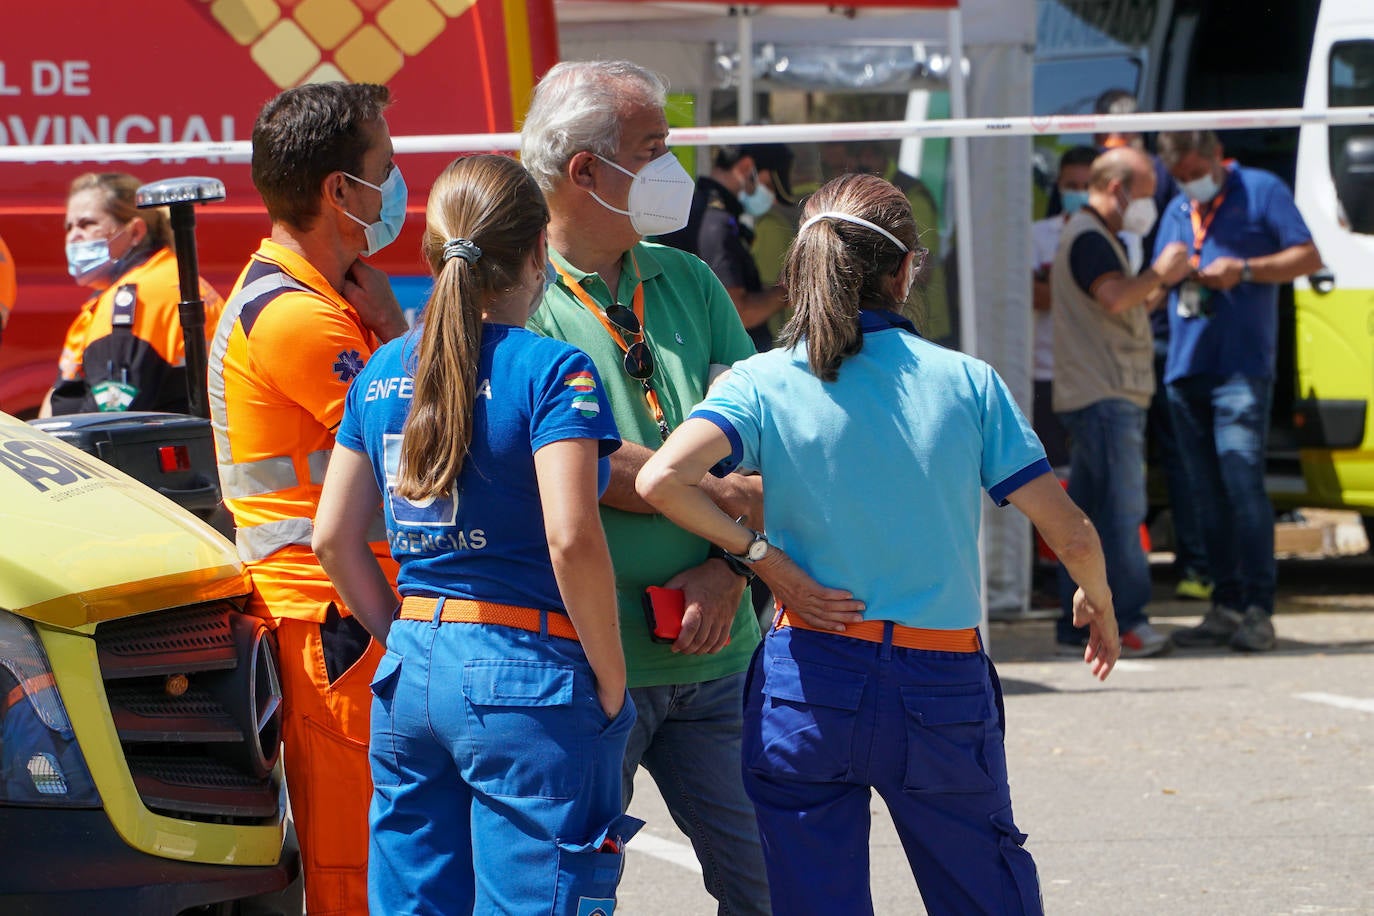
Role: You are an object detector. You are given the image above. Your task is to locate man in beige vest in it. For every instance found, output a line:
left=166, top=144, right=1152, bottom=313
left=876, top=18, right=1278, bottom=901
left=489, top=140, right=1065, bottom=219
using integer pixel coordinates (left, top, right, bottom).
left=1051, top=146, right=1191, bottom=658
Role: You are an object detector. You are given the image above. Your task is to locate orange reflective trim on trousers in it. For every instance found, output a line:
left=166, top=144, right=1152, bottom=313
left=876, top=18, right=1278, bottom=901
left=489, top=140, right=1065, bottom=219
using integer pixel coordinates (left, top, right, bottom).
left=274, top=617, right=379, bottom=916
left=398, top=595, right=580, bottom=642
left=776, top=610, right=980, bottom=653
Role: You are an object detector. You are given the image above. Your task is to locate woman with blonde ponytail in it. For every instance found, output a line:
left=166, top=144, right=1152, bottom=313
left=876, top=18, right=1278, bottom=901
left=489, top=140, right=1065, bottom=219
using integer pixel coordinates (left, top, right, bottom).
left=637, top=173, right=1120, bottom=914
left=313, top=154, right=639, bottom=915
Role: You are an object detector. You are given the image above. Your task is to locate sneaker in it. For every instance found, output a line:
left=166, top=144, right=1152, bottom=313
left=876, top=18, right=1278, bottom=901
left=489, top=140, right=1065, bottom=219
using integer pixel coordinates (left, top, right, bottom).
left=1120, top=622, right=1171, bottom=658
left=1229, top=606, right=1277, bottom=652
left=1171, top=605, right=1244, bottom=648
left=1174, top=574, right=1214, bottom=602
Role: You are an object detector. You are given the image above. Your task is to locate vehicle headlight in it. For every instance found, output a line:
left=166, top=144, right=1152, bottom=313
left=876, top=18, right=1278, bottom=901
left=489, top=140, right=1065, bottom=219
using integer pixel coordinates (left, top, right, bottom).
left=0, top=609, right=100, bottom=806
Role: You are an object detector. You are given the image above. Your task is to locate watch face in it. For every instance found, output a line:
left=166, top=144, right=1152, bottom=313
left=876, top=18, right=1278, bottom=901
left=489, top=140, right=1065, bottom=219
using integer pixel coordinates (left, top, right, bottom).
left=746, top=536, right=769, bottom=561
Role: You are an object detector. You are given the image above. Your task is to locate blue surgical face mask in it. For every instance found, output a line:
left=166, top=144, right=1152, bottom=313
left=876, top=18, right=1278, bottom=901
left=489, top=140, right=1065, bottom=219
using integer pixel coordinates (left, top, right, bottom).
left=1060, top=189, right=1090, bottom=214
left=342, top=166, right=408, bottom=256
left=739, top=182, right=775, bottom=218
left=1181, top=171, right=1221, bottom=205
left=65, top=225, right=129, bottom=286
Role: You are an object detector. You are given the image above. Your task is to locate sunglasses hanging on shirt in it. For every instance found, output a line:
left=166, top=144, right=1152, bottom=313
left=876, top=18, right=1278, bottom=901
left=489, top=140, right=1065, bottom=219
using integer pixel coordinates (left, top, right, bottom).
left=551, top=259, right=671, bottom=441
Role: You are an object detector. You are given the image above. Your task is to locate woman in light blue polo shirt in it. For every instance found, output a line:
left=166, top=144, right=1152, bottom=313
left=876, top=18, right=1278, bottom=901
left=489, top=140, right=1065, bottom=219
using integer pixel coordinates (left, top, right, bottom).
left=637, top=173, right=1121, bottom=915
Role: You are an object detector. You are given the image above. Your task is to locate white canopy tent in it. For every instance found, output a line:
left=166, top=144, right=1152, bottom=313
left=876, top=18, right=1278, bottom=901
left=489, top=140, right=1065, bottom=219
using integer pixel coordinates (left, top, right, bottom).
left=557, top=0, right=1038, bottom=628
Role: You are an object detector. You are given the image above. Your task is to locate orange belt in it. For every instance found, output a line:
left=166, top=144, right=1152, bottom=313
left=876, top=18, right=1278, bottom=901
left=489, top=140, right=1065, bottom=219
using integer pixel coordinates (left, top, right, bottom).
left=776, top=610, right=980, bottom=653
left=5, top=672, right=56, bottom=711
left=398, top=596, right=580, bottom=642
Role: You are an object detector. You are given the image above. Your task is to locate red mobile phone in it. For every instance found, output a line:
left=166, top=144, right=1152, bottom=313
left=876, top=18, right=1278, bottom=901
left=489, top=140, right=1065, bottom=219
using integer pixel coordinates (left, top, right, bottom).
left=642, top=586, right=686, bottom=644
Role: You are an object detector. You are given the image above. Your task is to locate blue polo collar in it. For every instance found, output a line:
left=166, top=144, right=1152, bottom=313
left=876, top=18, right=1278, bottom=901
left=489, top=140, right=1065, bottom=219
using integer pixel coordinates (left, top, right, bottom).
left=858, top=308, right=919, bottom=336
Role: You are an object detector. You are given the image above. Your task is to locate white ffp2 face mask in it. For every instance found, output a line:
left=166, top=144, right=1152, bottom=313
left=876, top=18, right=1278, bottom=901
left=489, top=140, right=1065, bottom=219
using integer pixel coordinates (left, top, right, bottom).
left=591, top=152, right=696, bottom=237
left=1121, top=196, right=1159, bottom=236
left=1181, top=173, right=1221, bottom=205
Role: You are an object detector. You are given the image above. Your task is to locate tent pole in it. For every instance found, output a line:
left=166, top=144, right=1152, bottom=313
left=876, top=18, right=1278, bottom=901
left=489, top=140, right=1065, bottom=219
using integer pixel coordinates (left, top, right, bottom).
left=946, top=5, right=989, bottom=650
left=738, top=8, right=755, bottom=124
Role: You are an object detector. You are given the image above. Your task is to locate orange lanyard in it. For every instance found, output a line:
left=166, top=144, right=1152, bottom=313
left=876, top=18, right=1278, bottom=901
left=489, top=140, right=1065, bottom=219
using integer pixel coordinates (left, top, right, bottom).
left=550, top=256, right=671, bottom=441
left=1188, top=189, right=1227, bottom=269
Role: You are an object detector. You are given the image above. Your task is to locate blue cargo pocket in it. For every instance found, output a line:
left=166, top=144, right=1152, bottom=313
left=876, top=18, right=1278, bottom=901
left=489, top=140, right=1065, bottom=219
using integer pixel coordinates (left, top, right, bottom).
left=747, top=655, right=866, bottom=781
left=990, top=804, right=1044, bottom=914
left=368, top=650, right=403, bottom=788
left=462, top=659, right=580, bottom=800
left=900, top=685, right=997, bottom=794
left=554, top=813, right=645, bottom=915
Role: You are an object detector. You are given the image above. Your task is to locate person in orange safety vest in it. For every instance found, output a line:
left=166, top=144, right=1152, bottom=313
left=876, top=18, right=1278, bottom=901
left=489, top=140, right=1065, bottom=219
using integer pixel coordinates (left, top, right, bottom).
left=207, top=82, right=409, bottom=916
left=43, top=172, right=224, bottom=416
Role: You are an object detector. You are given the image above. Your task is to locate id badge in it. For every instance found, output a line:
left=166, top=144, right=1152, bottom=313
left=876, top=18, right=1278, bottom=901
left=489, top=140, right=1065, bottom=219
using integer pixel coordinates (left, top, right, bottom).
left=91, top=379, right=137, bottom=411
left=1177, top=280, right=1203, bottom=319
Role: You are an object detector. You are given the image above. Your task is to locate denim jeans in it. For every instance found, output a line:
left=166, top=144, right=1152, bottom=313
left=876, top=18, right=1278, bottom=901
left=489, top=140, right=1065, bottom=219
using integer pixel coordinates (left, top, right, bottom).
left=1166, top=374, right=1276, bottom=614
left=1056, top=399, right=1152, bottom=642
left=623, top=671, right=771, bottom=915
left=1150, top=339, right=1209, bottom=578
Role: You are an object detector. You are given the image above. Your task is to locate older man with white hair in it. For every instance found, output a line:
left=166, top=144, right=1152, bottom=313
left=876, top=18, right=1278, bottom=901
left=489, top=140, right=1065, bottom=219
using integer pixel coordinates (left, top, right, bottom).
left=522, top=60, right=772, bottom=913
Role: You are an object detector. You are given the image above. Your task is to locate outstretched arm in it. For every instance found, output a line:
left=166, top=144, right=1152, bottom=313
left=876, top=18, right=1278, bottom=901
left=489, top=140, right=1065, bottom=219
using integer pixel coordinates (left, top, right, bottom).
left=1006, top=472, right=1120, bottom=680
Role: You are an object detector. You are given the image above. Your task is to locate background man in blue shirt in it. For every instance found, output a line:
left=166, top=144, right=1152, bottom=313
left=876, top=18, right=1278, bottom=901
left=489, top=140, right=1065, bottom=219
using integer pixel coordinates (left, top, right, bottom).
left=1154, top=129, right=1323, bottom=653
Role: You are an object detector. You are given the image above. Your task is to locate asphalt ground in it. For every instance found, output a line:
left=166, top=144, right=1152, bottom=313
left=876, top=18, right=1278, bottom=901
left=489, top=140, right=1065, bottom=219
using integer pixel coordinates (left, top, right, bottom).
left=614, top=555, right=1374, bottom=915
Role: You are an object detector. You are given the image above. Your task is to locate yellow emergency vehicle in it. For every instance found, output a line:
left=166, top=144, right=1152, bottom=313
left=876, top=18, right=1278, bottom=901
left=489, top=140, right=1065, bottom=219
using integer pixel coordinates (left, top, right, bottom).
left=0, top=410, right=299, bottom=914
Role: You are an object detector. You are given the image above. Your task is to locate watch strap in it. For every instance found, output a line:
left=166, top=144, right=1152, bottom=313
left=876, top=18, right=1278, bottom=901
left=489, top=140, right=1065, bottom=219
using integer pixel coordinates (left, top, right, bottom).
left=708, top=544, right=755, bottom=580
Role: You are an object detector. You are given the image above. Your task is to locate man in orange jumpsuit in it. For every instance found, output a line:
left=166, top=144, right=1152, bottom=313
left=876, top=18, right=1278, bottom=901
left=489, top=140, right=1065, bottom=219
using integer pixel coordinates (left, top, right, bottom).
left=207, top=82, right=409, bottom=916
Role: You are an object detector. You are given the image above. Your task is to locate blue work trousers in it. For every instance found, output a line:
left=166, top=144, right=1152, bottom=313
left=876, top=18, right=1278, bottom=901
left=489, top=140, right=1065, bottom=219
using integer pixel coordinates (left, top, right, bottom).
left=1167, top=373, right=1276, bottom=614
left=1056, top=398, right=1152, bottom=642
left=741, top=625, right=1042, bottom=916
left=368, top=604, right=641, bottom=915
left=622, top=672, right=772, bottom=915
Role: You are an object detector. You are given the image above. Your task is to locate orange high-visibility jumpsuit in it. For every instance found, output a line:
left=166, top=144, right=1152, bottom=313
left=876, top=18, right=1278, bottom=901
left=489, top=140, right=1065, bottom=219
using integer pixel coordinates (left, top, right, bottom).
left=208, top=239, right=397, bottom=916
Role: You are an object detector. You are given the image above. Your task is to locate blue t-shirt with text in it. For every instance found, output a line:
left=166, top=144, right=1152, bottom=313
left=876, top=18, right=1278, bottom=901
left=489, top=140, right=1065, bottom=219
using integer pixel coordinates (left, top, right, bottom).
left=335, top=323, right=620, bottom=610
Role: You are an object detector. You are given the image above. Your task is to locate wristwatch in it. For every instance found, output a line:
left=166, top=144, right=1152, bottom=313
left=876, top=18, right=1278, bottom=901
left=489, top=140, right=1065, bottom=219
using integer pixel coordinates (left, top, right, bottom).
left=1240, top=259, right=1254, bottom=283
left=729, top=528, right=770, bottom=564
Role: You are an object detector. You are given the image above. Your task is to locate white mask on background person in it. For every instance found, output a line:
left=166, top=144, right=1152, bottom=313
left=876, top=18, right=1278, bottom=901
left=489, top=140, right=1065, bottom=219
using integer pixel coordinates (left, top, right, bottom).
left=1181, top=171, right=1221, bottom=205
left=739, top=182, right=775, bottom=218
left=66, top=225, right=130, bottom=286
left=591, top=152, right=696, bottom=237
left=341, top=166, right=408, bottom=256
left=1121, top=196, right=1159, bottom=236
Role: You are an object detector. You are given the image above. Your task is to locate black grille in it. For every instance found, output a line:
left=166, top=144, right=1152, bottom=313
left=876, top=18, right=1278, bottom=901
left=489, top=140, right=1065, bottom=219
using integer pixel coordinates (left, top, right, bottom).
left=96, top=604, right=237, bottom=678
left=93, top=602, right=281, bottom=825
left=127, top=754, right=278, bottom=820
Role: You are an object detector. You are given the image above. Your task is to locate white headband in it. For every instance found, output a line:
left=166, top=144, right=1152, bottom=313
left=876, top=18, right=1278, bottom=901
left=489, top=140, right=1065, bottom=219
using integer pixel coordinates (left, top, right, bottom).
left=799, top=211, right=908, bottom=253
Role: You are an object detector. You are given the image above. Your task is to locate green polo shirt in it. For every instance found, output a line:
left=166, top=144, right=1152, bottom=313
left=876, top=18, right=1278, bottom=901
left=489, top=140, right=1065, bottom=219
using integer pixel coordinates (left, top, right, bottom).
left=529, top=241, right=760, bottom=687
